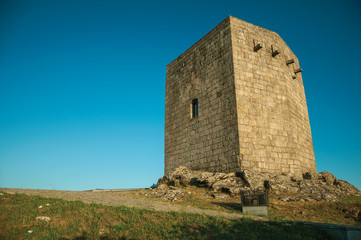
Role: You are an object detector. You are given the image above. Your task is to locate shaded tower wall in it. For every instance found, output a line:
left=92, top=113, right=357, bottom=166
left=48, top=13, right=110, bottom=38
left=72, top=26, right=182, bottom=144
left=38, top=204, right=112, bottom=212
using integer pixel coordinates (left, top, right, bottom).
left=230, top=17, right=316, bottom=176
left=165, top=17, right=240, bottom=175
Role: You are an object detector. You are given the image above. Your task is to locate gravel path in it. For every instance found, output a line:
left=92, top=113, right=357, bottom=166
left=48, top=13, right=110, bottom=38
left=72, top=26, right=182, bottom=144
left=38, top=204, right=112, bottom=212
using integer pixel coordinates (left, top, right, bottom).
left=0, top=188, right=256, bottom=220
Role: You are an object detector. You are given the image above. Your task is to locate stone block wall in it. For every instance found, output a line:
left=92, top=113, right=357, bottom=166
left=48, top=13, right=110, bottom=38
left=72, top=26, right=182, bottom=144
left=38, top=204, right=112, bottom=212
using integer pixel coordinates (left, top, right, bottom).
left=165, top=17, right=240, bottom=175
left=230, top=17, right=316, bottom=175
left=165, top=16, right=316, bottom=176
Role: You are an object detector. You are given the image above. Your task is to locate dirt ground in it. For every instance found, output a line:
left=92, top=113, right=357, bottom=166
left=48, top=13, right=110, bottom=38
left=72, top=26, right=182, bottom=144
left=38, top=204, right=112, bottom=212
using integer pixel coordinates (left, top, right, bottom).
left=0, top=188, right=256, bottom=220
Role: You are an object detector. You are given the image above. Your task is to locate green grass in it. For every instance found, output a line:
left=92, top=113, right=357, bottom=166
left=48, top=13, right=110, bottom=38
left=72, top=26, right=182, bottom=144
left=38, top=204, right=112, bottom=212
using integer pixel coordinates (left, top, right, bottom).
left=269, top=195, right=361, bottom=227
left=140, top=186, right=245, bottom=214
left=140, top=186, right=361, bottom=227
left=0, top=191, right=336, bottom=239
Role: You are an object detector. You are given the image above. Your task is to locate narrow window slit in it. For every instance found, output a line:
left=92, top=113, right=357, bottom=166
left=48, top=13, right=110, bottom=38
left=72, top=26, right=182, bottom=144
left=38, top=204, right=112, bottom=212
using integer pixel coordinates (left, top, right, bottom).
left=191, top=99, right=198, bottom=118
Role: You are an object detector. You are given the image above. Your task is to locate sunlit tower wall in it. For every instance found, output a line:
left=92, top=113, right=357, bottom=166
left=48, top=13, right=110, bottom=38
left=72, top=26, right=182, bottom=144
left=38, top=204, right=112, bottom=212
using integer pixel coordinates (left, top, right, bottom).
left=165, top=16, right=316, bottom=176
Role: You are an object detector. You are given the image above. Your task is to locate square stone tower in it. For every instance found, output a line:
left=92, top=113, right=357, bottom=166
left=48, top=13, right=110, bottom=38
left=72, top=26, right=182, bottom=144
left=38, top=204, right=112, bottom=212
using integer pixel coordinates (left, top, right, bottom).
left=165, top=16, right=316, bottom=176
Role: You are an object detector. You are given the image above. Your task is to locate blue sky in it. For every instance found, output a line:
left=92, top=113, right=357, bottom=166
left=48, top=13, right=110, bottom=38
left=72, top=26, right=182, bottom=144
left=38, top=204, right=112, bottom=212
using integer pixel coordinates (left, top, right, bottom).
left=1, top=0, right=360, bottom=191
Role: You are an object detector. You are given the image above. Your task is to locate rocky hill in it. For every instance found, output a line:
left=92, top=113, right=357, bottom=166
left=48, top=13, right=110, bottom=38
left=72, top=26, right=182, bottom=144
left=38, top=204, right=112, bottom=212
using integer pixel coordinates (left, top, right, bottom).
left=152, top=166, right=361, bottom=202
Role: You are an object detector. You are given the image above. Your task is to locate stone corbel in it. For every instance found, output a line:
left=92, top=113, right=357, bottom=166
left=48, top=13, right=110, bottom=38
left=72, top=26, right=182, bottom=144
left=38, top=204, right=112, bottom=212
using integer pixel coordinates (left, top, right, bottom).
left=271, top=46, right=280, bottom=57
left=294, top=68, right=303, bottom=74
left=253, top=40, right=262, bottom=52
left=286, top=59, right=295, bottom=65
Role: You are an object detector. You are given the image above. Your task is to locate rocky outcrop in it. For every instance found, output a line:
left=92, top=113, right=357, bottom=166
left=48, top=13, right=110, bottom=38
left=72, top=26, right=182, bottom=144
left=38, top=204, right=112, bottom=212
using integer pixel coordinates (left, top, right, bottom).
left=152, top=166, right=361, bottom=202
left=149, top=183, right=191, bottom=201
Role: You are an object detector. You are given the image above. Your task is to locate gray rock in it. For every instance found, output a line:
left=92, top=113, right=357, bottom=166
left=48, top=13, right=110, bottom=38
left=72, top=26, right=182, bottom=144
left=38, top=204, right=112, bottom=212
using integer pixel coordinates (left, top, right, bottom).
left=153, top=166, right=361, bottom=202
left=211, top=193, right=230, bottom=199
left=242, top=169, right=267, bottom=190
left=319, top=171, right=336, bottom=185
left=199, top=172, right=214, bottom=180
left=36, top=216, right=51, bottom=222
left=302, top=172, right=317, bottom=180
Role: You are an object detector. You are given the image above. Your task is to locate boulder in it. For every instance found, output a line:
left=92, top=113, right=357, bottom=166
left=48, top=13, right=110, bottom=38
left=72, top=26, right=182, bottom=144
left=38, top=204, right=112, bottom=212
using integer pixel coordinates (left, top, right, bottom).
left=166, top=166, right=195, bottom=185
left=152, top=166, right=361, bottom=202
left=149, top=185, right=188, bottom=201
left=211, top=179, right=241, bottom=196
left=302, top=172, right=318, bottom=180
left=242, top=169, right=268, bottom=189
left=198, top=172, right=214, bottom=182
left=319, top=171, right=337, bottom=185
left=207, top=173, right=226, bottom=185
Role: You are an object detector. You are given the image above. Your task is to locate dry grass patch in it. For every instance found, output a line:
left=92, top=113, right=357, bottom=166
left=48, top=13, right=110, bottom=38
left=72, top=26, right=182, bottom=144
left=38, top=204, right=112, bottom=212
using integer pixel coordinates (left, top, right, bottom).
left=135, top=186, right=361, bottom=227
left=0, top=191, right=335, bottom=239
left=269, top=195, right=361, bottom=226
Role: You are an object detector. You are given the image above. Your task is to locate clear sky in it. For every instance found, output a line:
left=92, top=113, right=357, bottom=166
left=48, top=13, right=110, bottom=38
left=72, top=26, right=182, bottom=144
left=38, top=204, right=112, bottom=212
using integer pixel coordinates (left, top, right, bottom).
left=1, top=0, right=360, bottom=191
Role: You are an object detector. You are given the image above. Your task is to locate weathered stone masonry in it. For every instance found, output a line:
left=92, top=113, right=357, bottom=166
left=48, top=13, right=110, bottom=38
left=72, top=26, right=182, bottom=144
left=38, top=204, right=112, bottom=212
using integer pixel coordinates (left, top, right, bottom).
left=165, top=16, right=316, bottom=176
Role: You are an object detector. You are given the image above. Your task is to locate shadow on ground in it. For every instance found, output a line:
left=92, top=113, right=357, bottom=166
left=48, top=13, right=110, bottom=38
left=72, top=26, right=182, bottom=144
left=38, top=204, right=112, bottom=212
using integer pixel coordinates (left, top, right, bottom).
left=60, top=235, right=126, bottom=240
left=60, top=220, right=336, bottom=240
left=212, top=202, right=243, bottom=212
left=169, top=219, right=336, bottom=240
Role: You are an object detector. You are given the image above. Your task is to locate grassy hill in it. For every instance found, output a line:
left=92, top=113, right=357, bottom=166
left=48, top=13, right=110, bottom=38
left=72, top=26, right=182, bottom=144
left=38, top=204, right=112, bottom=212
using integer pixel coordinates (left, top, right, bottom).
left=139, top=185, right=361, bottom=227
left=0, top=191, right=341, bottom=240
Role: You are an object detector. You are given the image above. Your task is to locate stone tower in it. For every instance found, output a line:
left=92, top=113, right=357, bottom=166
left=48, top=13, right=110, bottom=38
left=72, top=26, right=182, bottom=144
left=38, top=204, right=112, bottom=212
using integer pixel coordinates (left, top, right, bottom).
left=165, top=16, right=316, bottom=177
